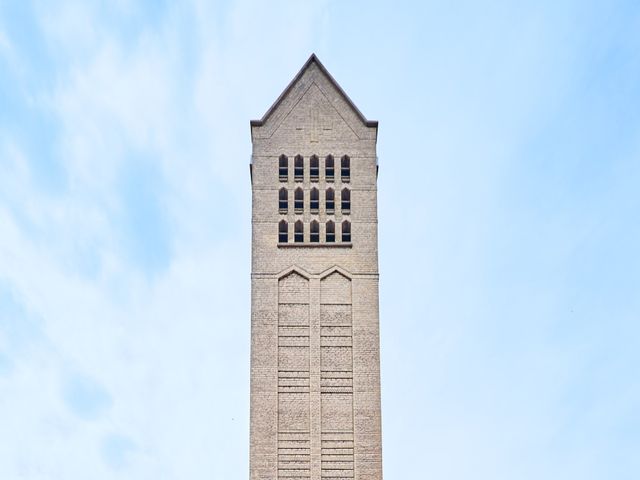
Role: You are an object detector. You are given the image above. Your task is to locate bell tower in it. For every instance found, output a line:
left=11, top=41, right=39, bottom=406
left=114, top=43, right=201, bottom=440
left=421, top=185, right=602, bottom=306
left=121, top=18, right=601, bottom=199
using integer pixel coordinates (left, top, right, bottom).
left=249, top=54, right=382, bottom=480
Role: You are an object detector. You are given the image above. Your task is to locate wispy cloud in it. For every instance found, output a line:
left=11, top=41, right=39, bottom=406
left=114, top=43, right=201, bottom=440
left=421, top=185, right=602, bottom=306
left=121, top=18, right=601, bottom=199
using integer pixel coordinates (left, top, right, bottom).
left=0, top=1, right=327, bottom=477
left=1, top=0, right=639, bottom=479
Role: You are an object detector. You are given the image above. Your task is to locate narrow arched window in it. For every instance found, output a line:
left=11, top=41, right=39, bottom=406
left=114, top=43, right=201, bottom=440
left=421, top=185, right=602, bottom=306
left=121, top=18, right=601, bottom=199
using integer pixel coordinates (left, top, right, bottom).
left=342, top=220, right=351, bottom=243
left=325, top=155, right=334, bottom=181
left=294, top=155, right=304, bottom=181
left=294, top=220, right=304, bottom=243
left=341, top=188, right=350, bottom=213
left=279, top=220, right=288, bottom=243
left=294, top=187, right=304, bottom=212
left=310, top=220, right=319, bottom=243
left=279, top=155, right=288, bottom=181
left=310, top=187, right=319, bottom=213
left=310, top=155, right=319, bottom=182
left=341, top=155, right=350, bottom=182
left=326, top=188, right=335, bottom=213
left=326, top=220, right=335, bottom=243
left=279, top=188, right=288, bottom=212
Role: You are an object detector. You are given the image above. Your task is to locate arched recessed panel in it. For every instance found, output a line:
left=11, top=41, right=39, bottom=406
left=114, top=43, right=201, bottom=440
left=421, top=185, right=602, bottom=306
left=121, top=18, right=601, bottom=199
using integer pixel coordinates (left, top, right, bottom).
left=320, top=271, right=352, bottom=304
left=320, top=269, right=353, bottom=475
left=278, top=271, right=309, bottom=303
left=277, top=270, right=310, bottom=476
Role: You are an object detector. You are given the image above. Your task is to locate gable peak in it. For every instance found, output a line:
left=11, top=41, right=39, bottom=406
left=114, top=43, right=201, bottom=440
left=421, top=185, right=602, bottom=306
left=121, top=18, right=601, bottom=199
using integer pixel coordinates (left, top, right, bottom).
left=250, top=53, right=378, bottom=131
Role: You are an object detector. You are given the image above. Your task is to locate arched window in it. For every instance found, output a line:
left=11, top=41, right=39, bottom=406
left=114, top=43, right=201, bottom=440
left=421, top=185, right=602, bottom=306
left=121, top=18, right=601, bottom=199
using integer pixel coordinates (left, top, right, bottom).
left=326, top=220, right=335, bottom=243
left=325, top=155, right=334, bottom=181
left=294, top=187, right=304, bottom=213
left=326, top=188, right=335, bottom=213
left=279, top=188, right=288, bottom=212
left=279, top=155, right=288, bottom=181
left=294, top=220, right=304, bottom=243
left=340, top=155, right=351, bottom=182
left=341, top=188, right=350, bottom=213
left=279, top=220, right=288, bottom=243
left=294, top=155, right=304, bottom=181
left=310, top=187, right=319, bottom=213
left=310, top=220, right=319, bottom=243
left=342, top=220, right=351, bottom=243
left=341, top=155, right=350, bottom=182
left=310, top=155, right=319, bottom=181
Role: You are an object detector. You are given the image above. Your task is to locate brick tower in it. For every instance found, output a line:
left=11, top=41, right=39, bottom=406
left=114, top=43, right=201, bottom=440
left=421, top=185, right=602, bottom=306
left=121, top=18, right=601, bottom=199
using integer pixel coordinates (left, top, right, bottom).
left=249, top=54, right=382, bottom=480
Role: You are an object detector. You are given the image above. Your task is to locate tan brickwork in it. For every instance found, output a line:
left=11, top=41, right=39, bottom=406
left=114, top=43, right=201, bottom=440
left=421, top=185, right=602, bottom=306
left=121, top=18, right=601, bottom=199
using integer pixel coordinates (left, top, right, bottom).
left=250, top=55, right=382, bottom=480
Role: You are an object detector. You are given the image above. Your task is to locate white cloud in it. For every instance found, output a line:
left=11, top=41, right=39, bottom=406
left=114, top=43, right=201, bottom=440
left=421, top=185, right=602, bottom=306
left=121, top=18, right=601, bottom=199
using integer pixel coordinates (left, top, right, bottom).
left=3, top=1, right=639, bottom=479
left=0, top=1, right=326, bottom=478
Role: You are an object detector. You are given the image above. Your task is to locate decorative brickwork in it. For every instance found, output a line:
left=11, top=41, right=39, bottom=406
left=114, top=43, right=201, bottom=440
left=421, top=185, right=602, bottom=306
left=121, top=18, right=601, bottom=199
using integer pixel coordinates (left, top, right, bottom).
left=250, top=54, right=381, bottom=480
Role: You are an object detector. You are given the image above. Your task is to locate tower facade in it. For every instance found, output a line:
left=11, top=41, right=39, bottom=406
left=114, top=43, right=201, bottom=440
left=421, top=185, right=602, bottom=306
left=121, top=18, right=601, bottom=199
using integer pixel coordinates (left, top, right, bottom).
left=250, top=55, right=382, bottom=480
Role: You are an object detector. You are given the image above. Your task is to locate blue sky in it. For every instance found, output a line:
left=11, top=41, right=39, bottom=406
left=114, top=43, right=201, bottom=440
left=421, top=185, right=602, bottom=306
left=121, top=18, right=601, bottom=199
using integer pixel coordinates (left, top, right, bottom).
left=1, top=1, right=639, bottom=478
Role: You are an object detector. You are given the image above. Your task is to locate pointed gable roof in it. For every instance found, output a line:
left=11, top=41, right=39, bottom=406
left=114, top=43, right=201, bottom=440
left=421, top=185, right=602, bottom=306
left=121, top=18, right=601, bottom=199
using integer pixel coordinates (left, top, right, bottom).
left=250, top=54, right=377, bottom=139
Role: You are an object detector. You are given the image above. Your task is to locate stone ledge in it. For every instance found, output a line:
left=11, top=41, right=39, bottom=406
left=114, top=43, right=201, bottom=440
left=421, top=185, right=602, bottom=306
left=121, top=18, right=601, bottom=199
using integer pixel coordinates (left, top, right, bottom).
left=278, top=243, right=352, bottom=249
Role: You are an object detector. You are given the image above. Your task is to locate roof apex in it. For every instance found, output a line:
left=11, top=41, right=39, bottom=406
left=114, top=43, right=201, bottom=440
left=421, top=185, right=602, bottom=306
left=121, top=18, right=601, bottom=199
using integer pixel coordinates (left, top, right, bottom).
left=250, top=53, right=378, bottom=129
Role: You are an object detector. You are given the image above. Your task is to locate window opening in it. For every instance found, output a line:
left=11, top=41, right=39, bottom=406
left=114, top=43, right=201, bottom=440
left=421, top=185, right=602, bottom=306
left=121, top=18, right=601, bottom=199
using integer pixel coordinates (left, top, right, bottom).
left=326, top=221, right=335, bottom=243
left=294, top=188, right=304, bottom=213
left=326, top=188, right=335, bottom=213
left=325, top=155, right=334, bottom=181
left=341, top=155, right=350, bottom=182
left=294, top=155, right=304, bottom=181
left=342, top=220, right=351, bottom=243
left=310, top=188, right=319, bottom=213
left=279, top=188, right=288, bottom=212
left=294, top=220, right=304, bottom=243
left=310, top=155, right=319, bottom=182
left=279, top=155, right=288, bottom=181
left=279, top=220, right=288, bottom=243
left=341, top=188, right=351, bottom=213
left=310, top=220, right=319, bottom=243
